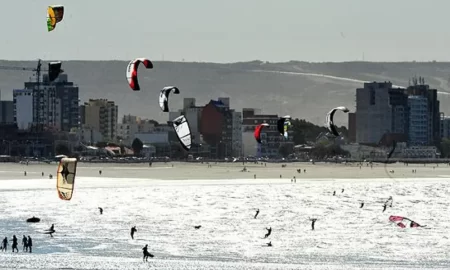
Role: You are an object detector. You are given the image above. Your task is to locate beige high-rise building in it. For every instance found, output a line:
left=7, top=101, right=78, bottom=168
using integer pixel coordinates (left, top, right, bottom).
left=80, top=99, right=118, bottom=141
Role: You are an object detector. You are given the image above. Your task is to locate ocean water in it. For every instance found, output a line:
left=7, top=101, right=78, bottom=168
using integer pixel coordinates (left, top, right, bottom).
left=0, top=165, right=449, bottom=269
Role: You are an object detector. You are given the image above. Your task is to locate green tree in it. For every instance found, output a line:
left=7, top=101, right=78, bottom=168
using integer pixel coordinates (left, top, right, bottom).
left=131, top=138, right=144, bottom=155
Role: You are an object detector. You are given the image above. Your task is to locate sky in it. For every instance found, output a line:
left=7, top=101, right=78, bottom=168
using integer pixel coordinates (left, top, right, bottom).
left=1, top=0, right=449, bottom=63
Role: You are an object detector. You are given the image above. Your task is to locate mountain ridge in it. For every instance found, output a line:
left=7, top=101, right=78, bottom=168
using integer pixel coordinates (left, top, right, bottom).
left=1, top=60, right=450, bottom=127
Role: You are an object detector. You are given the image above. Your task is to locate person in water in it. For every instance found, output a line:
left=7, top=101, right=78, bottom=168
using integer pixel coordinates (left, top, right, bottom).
left=382, top=204, right=387, bottom=212
left=1, top=237, right=7, bottom=252
left=310, top=218, right=317, bottom=230
left=11, top=235, right=18, bottom=252
left=264, top=227, right=272, bottom=238
left=333, top=191, right=336, bottom=196
left=98, top=207, right=103, bottom=215
left=254, top=209, right=260, bottom=219
left=142, top=244, right=154, bottom=261
left=22, top=235, right=28, bottom=252
left=267, top=241, right=272, bottom=247
left=360, top=202, right=364, bottom=208
left=341, top=189, right=344, bottom=193
left=27, top=236, right=32, bottom=253
left=131, top=226, right=137, bottom=239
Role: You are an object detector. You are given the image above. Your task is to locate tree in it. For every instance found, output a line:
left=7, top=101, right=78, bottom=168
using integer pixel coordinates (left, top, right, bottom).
left=131, top=138, right=144, bottom=156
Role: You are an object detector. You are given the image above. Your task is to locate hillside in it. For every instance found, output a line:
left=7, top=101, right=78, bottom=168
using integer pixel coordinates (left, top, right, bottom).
left=1, top=60, right=450, bottom=127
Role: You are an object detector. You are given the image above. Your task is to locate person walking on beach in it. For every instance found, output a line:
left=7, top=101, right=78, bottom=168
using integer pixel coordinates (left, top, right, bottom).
left=264, top=227, right=272, bottom=238
left=131, top=226, right=137, bottom=239
left=254, top=209, right=260, bottom=219
left=22, top=235, right=28, bottom=252
left=11, top=235, right=18, bottom=252
left=27, top=236, right=32, bottom=253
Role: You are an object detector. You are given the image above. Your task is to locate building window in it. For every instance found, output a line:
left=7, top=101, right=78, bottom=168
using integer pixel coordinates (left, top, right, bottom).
left=370, top=89, right=375, bottom=105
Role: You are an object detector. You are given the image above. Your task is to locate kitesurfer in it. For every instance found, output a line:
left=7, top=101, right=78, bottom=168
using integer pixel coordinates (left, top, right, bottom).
left=267, top=241, right=272, bottom=247
left=142, top=244, right=154, bottom=261
left=360, top=202, right=364, bottom=208
left=131, top=226, right=137, bottom=239
left=254, top=209, right=260, bottom=219
left=27, top=236, right=32, bottom=253
left=22, top=235, right=28, bottom=252
left=11, top=235, right=18, bottom=252
left=310, top=218, right=317, bottom=230
left=264, top=227, right=272, bottom=238
left=98, top=207, right=103, bottom=215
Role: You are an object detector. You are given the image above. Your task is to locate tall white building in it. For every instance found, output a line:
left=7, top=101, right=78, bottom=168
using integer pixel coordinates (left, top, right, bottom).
left=80, top=99, right=118, bottom=141
left=13, top=89, right=33, bottom=130
left=408, top=95, right=429, bottom=145
left=22, top=74, right=80, bottom=131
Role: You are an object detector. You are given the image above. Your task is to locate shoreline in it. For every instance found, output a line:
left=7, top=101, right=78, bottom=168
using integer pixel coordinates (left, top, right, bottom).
left=0, top=161, right=448, bottom=181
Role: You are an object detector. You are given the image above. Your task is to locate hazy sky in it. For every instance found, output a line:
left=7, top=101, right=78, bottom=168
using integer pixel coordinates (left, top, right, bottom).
left=1, top=0, right=449, bottom=62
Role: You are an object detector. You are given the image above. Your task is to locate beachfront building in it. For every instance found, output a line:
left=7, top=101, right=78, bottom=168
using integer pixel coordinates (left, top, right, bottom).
left=231, top=111, right=243, bottom=157
left=19, top=73, right=80, bottom=132
left=441, top=114, right=450, bottom=139
left=408, top=95, right=429, bottom=145
left=200, top=98, right=235, bottom=159
left=355, top=79, right=441, bottom=147
left=355, top=82, right=393, bottom=144
left=80, top=99, right=118, bottom=141
left=0, top=100, right=14, bottom=124
left=13, top=89, right=33, bottom=130
left=405, top=82, right=440, bottom=146
left=169, top=98, right=203, bottom=146
left=116, top=114, right=158, bottom=145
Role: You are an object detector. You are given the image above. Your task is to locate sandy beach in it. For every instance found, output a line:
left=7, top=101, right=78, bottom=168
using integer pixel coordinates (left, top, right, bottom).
left=1, top=161, right=448, bottom=181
